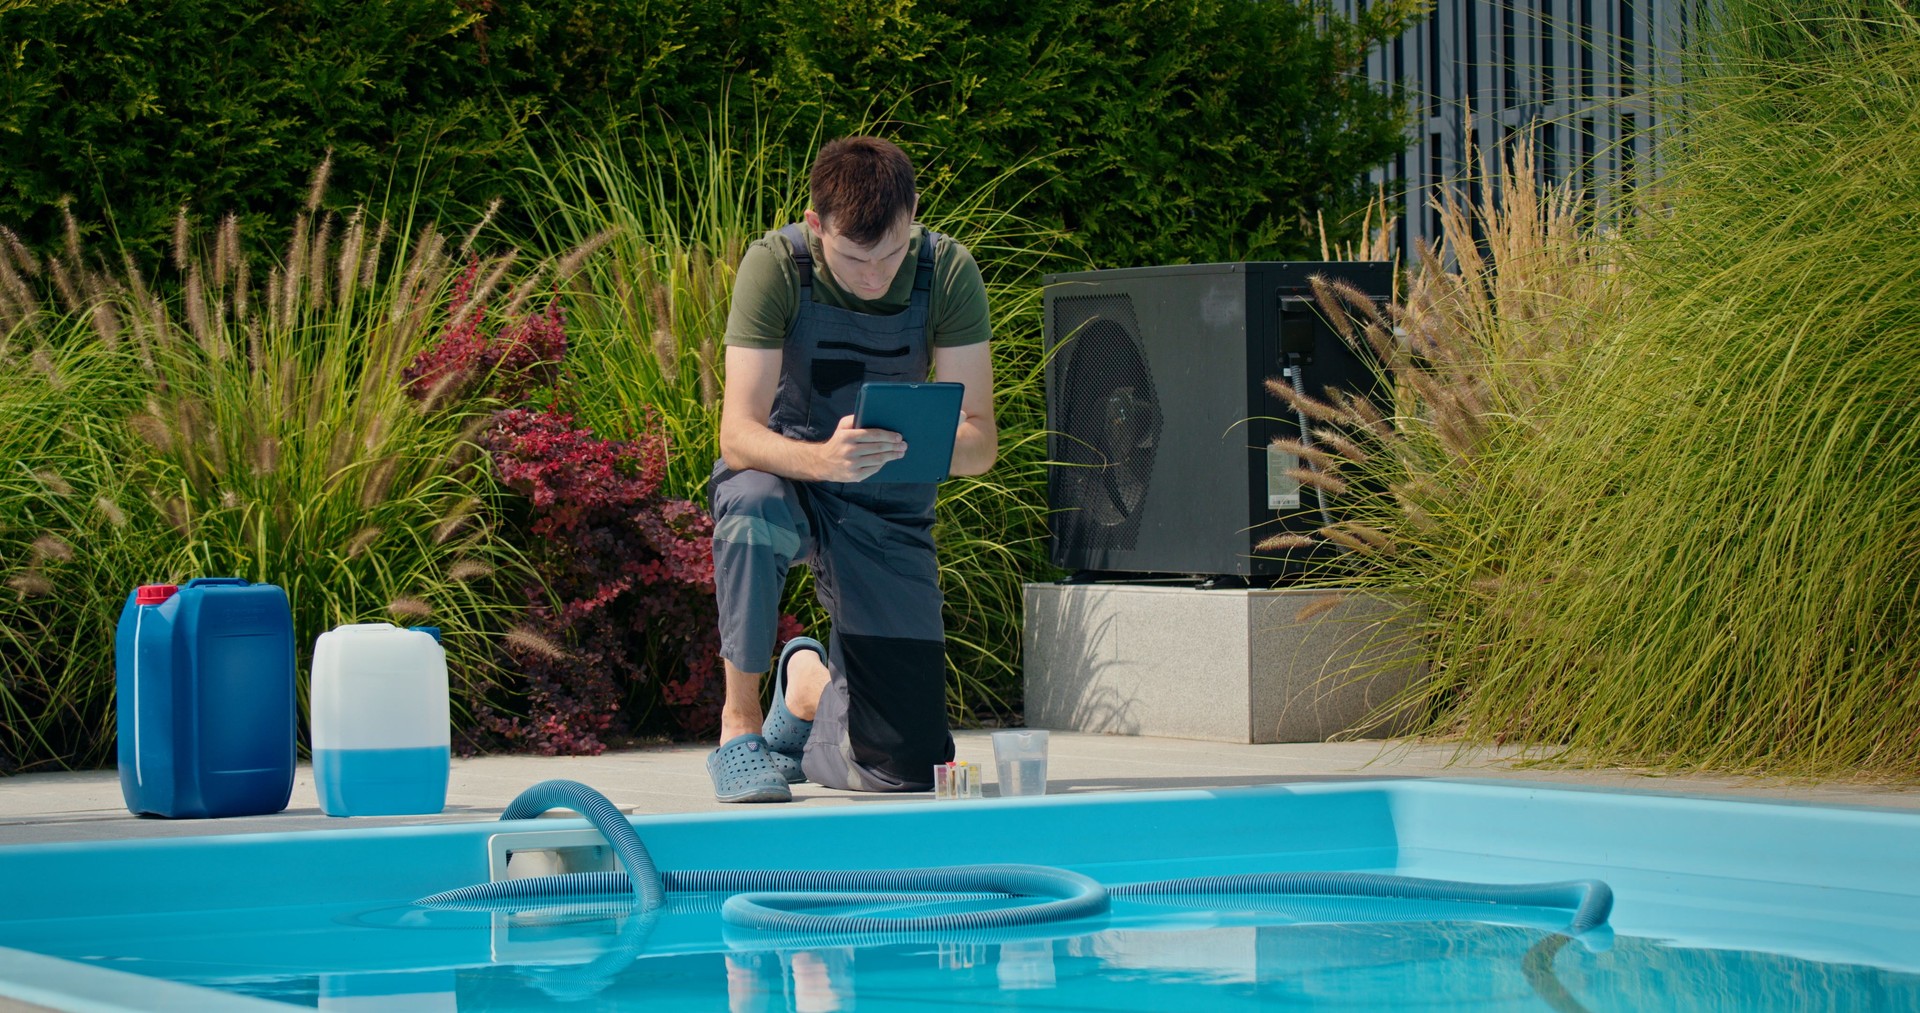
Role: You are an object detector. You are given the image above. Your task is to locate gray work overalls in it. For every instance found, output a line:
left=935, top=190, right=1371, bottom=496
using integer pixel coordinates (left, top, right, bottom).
left=708, top=223, right=953, bottom=791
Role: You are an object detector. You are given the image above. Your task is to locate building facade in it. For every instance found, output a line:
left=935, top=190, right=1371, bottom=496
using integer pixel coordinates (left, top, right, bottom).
left=1334, top=1, right=1688, bottom=258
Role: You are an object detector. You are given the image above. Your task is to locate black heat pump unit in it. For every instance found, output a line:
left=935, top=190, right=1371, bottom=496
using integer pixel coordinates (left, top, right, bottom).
left=1042, top=262, right=1392, bottom=581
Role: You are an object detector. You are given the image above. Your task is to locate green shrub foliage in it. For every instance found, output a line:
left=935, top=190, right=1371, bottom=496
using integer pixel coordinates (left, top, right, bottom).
left=0, top=0, right=1422, bottom=268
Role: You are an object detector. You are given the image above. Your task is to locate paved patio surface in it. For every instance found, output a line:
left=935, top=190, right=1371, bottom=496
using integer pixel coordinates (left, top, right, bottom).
left=4, top=732, right=1917, bottom=848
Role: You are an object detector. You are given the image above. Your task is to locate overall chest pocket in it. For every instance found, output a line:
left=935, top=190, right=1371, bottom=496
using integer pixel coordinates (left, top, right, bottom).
left=810, top=339, right=914, bottom=395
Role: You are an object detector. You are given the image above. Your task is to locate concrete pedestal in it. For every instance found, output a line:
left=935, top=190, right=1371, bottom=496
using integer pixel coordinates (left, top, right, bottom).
left=1022, top=583, right=1424, bottom=744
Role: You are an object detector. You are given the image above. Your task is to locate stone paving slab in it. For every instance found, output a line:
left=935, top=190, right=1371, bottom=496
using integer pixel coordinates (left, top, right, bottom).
left=2, top=732, right=1916, bottom=848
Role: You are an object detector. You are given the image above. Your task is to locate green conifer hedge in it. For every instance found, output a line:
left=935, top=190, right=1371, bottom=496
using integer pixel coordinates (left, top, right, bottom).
left=0, top=0, right=1423, bottom=267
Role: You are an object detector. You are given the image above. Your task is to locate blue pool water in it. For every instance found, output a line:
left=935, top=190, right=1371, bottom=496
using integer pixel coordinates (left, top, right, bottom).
left=2, top=780, right=1917, bottom=1011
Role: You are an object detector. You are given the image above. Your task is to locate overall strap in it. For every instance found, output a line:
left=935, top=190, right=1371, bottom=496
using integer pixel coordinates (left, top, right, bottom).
left=779, top=222, right=813, bottom=293
left=913, top=230, right=941, bottom=295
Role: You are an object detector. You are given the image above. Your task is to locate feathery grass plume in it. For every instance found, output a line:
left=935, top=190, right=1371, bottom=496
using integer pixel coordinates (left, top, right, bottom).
left=1312, top=427, right=1370, bottom=464
left=265, top=265, right=284, bottom=334
left=274, top=354, right=298, bottom=415
left=142, top=293, right=176, bottom=352
left=2, top=227, right=40, bottom=283
left=434, top=497, right=479, bottom=544
left=647, top=281, right=678, bottom=380
left=447, top=251, right=517, bottom=335
left=440, top=415, right=492, bottom=473
left=246, top=316, right=263, bottom=377
left=1308, top=275, right=1359, bottom=343
left=345, top=526, right=382, bottom=559
left=1256, top=532, right=1319, bottom=552
left=30, top=347, right=62, bottom=389
left=555, top=229, right=614, bottom=289
left=505, top=625, right=569, bottom=661
left=95, top=496, right=128, bottom=528
left=8, top=573, right=53, bottom=598
left=184, top=263, right=213, bottom=354
left=391, top=228, right=447, bottom=348
left=29, top=535, right=73, bottom=563
left=284, top=214, right=310, bottom=330
left=171, top=206, right=190, bottom=272
left=1389, top=480, right=1441, bottom=530
left=159, top=496, right=190, bottom=535
left=1270, top=436, right=1337, bottom=470
left=447, top=559, right=494, bottom=582
left=128, top=412, right=172, bottom=452
left=458, top=198, right=502, bottom=261
left=252, top=433, right=279, bottom=476
left=500, top=275, right=541, bottom=322
left=218, top=489, right=240, bottom=509
left=336, top=208, right=365, bottom=306
left=1328, top=388, right=1393, bottom=441
left=1338, top=522, right=1395, bottom=554
left=1288, top=466, right=1349, bottom=496
left=57, top=197, right=83, bottom=261
left=695, top=334, right=718, bottom=406
left=417, top=366, right=470, bottom=414
left=234, top=253, right=251, bottom=325
left=1328, top=278, right=1388, bottom=333
left=387, top=597, right=432, bottom=620
left=1467, top=576, right=1505, bottom=597
left=48, top=256, right=82, bottom=313
left=1265, top=377, right=1347, bottom=424
left=305, top=151, right=333, bottom=213
left=214, top=213, right=239, bottom=286
left=307, top=212, right=334, bottom=308
left=1295, top=594, right=1346, bottom=622
left=1425, top=386, right=1483, bottom=459
left=396, top=224, right=444, bottom=314
left=1315, top=523, right=1373, bottom=554
left=33, top=470, right=73, bottom=496
left=1358, top=320, right=1399, bottom=367
left=0, top=243, right=40, bottom=326
left=360, top=217, right=389, bottom=289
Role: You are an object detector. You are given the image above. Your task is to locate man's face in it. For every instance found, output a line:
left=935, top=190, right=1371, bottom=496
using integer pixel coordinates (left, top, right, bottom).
left=807, top=209, right=913, bottom=300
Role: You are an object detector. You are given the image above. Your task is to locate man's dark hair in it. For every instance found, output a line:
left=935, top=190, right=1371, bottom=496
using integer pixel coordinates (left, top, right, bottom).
left=809, top=136, right=917, bottom=245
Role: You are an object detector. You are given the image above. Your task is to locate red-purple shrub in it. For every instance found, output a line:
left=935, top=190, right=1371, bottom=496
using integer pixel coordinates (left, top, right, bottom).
left=406, top=279, right=775, bottom=753
left=403, top=261, right=565, bottom=408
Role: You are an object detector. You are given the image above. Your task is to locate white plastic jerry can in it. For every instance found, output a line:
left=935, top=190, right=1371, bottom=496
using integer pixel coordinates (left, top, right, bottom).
left=310, top=623, right=451, bottom=816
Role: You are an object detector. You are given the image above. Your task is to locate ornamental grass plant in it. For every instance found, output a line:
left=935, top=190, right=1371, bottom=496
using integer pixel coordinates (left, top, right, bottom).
left=1287, top=0, right=1920, bottom=778
left=513, top=106, right=1081, bottom=725
left=0, top=167, right=562, bottom=771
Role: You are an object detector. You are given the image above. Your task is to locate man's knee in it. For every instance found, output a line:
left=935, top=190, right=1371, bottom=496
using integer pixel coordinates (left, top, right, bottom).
left=711, top=469, right=805, bottom=562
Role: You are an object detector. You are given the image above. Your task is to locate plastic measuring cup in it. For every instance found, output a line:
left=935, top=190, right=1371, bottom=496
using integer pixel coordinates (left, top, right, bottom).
left=991, top=729, right=1049, bottom=796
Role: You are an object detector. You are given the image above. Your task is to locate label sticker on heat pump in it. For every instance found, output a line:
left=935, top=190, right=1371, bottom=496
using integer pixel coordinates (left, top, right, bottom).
left=1268, top=444, right=1300, bottom=510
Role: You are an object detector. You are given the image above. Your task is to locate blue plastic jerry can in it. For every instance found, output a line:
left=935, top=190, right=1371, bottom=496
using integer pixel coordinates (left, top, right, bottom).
left=115, top=577, right=296, bottom=818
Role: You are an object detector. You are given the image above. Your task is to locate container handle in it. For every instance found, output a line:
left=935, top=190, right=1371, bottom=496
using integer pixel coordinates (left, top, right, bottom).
left=182, top=577, right=251, bottom=588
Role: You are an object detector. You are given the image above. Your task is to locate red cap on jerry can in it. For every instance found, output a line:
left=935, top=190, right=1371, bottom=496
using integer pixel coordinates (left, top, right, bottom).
left=136, top=584, right=179, bottom=606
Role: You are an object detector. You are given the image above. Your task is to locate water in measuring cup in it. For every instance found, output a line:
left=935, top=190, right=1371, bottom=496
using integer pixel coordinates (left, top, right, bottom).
left=997, top=757, right=1048, bottom=796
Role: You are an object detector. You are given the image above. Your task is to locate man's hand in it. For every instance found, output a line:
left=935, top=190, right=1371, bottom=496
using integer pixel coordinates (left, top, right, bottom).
left=815, top=414, right=906, bottom=482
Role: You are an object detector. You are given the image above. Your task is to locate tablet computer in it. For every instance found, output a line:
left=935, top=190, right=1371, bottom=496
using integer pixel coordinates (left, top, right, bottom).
left=852, top=381, right=966, bottom=484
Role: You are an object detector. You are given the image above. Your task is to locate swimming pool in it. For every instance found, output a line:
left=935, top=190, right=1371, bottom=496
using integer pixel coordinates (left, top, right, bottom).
left=1, top=779, right=1916, bottom=1011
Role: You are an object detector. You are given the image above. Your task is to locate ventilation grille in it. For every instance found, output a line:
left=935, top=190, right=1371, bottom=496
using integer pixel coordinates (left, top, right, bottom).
left=1048, top=295, right=1162, bottom=554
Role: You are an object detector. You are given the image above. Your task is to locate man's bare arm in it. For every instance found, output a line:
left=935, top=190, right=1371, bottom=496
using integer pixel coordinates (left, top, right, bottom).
left=719, top=345, right=906, bottom=483
left=933, top=341, right=998, bottom=476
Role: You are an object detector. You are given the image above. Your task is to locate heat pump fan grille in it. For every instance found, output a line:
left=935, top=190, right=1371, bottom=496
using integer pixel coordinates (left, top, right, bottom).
left=1049, top=296, right=1161, bottom=552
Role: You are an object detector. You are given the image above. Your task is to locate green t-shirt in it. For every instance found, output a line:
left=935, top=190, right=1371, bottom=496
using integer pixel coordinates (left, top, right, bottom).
left=722, top=223, right=993, bottom=350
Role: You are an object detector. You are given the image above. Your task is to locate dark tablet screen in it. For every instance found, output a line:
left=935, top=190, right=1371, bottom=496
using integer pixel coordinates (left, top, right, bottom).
left=852, top=381, right=965, bottom=484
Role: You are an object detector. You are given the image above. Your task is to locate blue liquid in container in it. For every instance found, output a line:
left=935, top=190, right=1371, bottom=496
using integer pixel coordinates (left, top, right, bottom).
left=312, top=746, right=451, bottom=816
left=114, top=578, right=295, bottom=818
